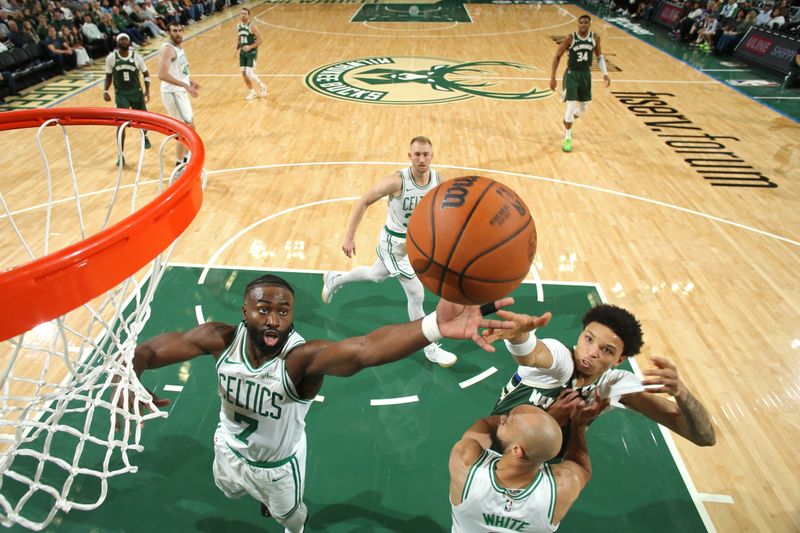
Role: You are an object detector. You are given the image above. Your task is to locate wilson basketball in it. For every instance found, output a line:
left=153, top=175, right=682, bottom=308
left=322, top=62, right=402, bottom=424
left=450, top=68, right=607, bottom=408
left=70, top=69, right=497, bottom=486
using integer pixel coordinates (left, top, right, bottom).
left=407, top=176, right=537, bottom=305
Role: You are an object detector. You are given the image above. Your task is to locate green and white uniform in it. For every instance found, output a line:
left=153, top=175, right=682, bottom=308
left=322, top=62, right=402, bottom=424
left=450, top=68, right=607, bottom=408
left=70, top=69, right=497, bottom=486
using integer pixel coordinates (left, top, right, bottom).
left=451, top=449, right=558, bottom=533
left=237, top=22, right=257, bottom=68
left=105, top=50, right=147, bottom=110
left=212, top=323, right=309, bottom=530
left=492, top=338, right=642, bottom=416
left=160, top=42, right=193, bottom=123
left=563, top=31, right=595, bottom=102
left=378, top=167, right=441, bottom=278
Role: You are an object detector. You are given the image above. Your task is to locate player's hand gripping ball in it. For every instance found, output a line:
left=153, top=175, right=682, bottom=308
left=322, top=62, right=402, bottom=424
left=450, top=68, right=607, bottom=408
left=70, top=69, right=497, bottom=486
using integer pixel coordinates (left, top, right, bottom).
left=407, top=176, right=537, bottom=305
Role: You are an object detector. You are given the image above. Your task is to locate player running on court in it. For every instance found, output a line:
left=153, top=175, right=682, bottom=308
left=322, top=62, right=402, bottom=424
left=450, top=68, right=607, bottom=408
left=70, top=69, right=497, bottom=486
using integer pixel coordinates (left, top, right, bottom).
left=550, top=15, right=611, bottom=153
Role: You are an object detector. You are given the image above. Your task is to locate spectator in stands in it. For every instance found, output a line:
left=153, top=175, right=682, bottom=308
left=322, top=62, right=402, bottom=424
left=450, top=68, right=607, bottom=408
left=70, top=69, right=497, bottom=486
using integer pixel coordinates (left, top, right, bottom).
left=766, top=7, right=785, bottom=30
left=0, top=11, right=10, bottom=39
left=156, top=0, right=181, bottom=26
left=692, top=12, right=720, bottom=51
left=35, top=13, right=49, bottom=40
left=6, top=19, right=32, bottom=47
left=111, top=4, right=145, bottom=44
left=43, top=24, right=75, bottom=74
left=755, top=3, right=774, bottom=26
left=62, top=25, right=91, bottom=67
left=141, top=0, right=166, bottom=32
left=130, top=2, right=164, bottom=37
left=718, top=0, right=738, bottom=23
left=671, top=1, right=704, bottom=40
left=21, top=19, right=40, bottom=44
left=714, top=8, right=753, bottom=55
left=80, top=13, right=109, bottom=56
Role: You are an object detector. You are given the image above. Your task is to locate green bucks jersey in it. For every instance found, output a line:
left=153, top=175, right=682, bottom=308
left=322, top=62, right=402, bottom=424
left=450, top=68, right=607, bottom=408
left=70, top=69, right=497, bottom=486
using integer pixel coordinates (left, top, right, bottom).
left=105, top=50, right=145, bottom=95
left=567, top=31, right=596, bottom=71
left=237, top=22, right=256, bottom=54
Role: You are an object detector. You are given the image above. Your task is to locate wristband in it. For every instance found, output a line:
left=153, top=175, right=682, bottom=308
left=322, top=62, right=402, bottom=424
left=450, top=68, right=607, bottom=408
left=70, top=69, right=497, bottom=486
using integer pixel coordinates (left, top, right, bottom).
left=504, top=331, right=537, bottom=357
left=421, top=312, right=442, bottom=343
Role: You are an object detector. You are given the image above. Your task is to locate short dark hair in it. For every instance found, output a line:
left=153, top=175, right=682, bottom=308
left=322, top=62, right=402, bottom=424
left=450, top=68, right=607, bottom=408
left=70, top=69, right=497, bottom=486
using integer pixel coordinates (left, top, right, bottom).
left=578, top=14, right=591, bottom=22
left=582, top=304, right=644, bottom=358
left=168, top=22, right=182, bottom=30
left=245, top=274, right=295, bottom=299
left=241, top=7, right=250, bottom=14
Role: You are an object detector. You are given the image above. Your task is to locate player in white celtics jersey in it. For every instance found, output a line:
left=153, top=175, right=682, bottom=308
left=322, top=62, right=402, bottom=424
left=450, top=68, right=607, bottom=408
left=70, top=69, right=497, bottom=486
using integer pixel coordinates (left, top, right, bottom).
left=127, top=274, right=515, bottom=532
left=158, top=23, right=200, bottom=167
left=321, top=136, right=458, bottom=368
left=236, top=7, right=267, bottom=100
left=549, top=15, right=611, bottom=152
left=450, top=403, right=601, bottom=532
left=483, top=304, right=716, bottom=448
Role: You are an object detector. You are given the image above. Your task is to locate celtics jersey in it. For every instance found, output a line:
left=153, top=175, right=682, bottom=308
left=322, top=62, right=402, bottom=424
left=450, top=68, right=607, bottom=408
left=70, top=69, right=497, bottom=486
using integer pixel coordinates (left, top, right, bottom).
left=105, top=50, right=145, bottom=95
left=215, top=323, right=310, bottom=463
left=160, top=42, right=190, bottom=93
left=237, top=22, right=256, bottom=54
left=452, top=449, right=557, bottom=533
left=567, top=31, right=596, bottom=71
left=385, top=167, right=440, bottom=236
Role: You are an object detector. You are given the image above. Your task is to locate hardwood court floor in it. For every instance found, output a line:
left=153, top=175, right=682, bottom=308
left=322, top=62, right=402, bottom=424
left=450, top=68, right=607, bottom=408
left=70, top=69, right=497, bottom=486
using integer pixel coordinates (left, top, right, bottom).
left=1, top=2, right=799, bottom=532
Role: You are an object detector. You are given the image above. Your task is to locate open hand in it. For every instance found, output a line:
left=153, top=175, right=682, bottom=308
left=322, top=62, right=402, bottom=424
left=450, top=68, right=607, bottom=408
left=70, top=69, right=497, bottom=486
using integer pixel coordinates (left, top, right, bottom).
left=481, top=310, right=552, bottom=344
left=641, top=356, right=686, bottom=397
left=436, top=297, right=515, bottom=352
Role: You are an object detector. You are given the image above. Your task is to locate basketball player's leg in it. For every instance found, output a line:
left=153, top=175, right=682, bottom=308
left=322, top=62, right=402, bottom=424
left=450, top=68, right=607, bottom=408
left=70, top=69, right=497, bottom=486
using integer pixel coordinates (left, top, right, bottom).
left=264, top=435, right=308, bottom=533
left=322, top=231, right=394, bottom=303
left=161, top=90, right=195, bottom=165
left=245, top=57, right=266, bottom=98
left=562, top=71, right=580, bottom=152
left=211, top=427, right=249, bottom=500
left=129, top=92, right=152, bottom=149
left=394, top=251, right=458, bottom=367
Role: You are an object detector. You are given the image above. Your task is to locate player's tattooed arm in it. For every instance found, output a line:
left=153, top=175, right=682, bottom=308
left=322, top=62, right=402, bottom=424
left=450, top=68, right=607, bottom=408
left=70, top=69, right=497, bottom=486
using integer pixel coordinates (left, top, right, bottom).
left=675, top=388, right=716, bottom=446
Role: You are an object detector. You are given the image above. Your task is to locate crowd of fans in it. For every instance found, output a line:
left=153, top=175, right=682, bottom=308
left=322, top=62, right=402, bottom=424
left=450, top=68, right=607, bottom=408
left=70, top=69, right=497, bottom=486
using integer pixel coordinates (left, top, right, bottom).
left=0, top=0, right=240, bottom=103
left=608, top=0, right=799, bottom=55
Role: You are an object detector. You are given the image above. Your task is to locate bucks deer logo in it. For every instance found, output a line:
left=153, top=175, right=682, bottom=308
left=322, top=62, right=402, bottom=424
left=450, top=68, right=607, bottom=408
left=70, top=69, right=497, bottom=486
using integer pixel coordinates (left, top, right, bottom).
left=305, top=56, right=553, bottom=105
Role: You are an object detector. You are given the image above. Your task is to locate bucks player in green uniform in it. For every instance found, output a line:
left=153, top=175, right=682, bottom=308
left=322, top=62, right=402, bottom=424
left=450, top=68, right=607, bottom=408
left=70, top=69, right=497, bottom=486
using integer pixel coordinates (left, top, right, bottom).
left=125, top=274, right=514, bottom=531
left=103, top=33, right=151, bottom=155
left=237, top=7, right=266, bottom=100
left=549, top=15, right=611, bottom=153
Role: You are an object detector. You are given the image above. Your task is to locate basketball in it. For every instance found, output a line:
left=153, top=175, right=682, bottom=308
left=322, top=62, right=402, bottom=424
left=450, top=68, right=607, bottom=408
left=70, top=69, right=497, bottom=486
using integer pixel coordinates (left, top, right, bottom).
left=407, top=176, right=537, bottom=305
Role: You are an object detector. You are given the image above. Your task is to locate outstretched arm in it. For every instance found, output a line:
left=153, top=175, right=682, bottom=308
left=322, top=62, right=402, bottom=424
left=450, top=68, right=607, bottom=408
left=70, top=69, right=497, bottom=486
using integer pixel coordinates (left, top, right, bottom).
left=341, top=171, right=402, bottom=258
left=621, top=356, right=716, bottom=446
left=132, top=321, right=235, bottom=375
left=301, top=297, right=515, bottom=379
left=482, top=310, right=553, bottom=367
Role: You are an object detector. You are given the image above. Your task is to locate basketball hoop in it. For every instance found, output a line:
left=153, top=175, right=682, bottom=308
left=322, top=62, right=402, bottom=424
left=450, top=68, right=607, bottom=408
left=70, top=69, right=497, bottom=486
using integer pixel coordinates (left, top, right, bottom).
left=0, top=108, right=204, bottom=530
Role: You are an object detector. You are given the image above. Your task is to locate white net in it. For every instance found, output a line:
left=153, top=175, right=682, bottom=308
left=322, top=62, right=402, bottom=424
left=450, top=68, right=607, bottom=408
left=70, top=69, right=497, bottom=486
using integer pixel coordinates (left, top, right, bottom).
left=0, top=112, right=202, bottom=530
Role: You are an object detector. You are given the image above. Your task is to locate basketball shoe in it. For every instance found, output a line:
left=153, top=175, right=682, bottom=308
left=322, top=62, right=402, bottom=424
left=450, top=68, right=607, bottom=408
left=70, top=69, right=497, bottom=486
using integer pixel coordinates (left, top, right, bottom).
left=259, top=84, right=267, bottom=97
left=562, top=138, right=572, bottom=152
left=246, top=89, right=257, bottom=100
left=424, top=343, right=457, bottom=368
left=321, top=271, right=342, bottom=304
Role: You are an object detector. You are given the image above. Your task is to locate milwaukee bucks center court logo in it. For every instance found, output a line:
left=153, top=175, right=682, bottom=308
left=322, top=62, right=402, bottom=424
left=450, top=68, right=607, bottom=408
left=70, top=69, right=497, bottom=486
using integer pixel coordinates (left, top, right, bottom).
left=305, top=56, right=553, bottom=105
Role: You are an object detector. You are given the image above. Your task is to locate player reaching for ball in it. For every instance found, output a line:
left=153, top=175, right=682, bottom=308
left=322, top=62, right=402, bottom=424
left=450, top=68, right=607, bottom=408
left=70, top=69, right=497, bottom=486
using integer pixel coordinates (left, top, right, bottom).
left=321, top=136, right=458, bottom=368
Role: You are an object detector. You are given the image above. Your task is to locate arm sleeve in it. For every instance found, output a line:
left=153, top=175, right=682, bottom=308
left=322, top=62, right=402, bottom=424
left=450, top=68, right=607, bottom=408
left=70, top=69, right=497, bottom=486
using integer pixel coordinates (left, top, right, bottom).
left=105, top=53, right=115, bottom=74
left=516, top=338, right=575, bottom=387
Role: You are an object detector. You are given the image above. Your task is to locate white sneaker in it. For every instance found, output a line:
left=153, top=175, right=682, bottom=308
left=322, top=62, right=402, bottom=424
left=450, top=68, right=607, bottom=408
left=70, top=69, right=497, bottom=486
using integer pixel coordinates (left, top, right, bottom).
left=321, top=271, right=342, bottom=304
left=424, top=343, right=457, bottom=368
left=246, top=89, right=257, bottom=100
left=259, top=84, right=267, bottom=97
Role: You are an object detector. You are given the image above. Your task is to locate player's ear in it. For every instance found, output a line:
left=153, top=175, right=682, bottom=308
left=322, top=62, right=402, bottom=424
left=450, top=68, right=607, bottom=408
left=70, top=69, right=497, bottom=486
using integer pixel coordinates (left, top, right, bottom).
left=241, top=304, right=247, bottom=321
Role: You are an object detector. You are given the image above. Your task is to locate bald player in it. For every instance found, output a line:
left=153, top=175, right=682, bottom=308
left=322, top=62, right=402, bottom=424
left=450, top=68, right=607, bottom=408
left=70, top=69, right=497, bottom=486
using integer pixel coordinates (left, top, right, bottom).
left=449, top=403, right=602, bottom=532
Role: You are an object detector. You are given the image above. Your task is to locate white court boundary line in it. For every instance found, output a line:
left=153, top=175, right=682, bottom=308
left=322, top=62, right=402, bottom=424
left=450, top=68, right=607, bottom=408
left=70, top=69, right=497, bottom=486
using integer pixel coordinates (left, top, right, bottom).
left=459, top=367, right=498, bottom=389
left=370, top=395, right=419, bottom=406
left=202, top=161, right=799, bottom=247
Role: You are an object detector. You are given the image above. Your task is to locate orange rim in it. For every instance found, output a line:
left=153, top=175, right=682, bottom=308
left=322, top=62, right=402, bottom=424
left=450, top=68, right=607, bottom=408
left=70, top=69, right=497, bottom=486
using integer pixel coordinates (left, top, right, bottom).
left=0, top=108, right=204, bottom=341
